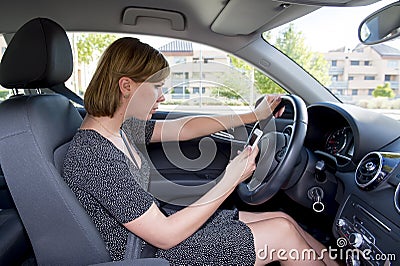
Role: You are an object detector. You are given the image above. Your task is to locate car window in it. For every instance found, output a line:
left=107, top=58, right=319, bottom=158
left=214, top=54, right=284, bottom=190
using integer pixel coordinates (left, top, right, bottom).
left=0, top=35, right=10, bottom=100
left=66, top=33, right=286, bottom=114
left=265, top=0, right=400, bottom=120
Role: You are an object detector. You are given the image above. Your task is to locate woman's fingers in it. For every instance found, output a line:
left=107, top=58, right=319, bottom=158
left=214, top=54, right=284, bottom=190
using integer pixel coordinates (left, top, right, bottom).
left=267, top=95, right=282, bottom=111
left=274, top=106, right=285, bottom=118
left=255, top=94, right=283, bottom=120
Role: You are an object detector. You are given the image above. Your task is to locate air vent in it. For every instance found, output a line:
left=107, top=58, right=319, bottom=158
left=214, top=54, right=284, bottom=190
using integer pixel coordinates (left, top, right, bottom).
left=355, top=152, right=400, bottom=190
left=395, top=183, right=400, bottom=214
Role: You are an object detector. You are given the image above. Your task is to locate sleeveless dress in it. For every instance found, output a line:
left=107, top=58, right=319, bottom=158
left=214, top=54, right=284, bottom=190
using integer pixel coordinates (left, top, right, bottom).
left=62, top=118, right=256, bottom=265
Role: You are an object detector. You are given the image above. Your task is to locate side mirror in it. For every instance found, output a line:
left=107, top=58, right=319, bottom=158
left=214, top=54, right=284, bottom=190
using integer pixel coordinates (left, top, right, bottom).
left=358, top=1, right=400, bottom=45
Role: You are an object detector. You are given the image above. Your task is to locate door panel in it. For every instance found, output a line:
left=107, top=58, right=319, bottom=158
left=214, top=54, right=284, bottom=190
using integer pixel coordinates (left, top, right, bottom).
left=148, top=109, right=294, bottom=205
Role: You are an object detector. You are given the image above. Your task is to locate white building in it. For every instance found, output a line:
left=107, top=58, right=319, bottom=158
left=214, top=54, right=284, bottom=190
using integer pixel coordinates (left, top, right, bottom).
left=159, top=40, right=250, bottom=102
left=324, top=44, right=400, bottom=100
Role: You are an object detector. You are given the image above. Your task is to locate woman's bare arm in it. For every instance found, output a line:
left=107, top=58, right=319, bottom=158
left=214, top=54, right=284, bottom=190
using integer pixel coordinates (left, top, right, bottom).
left=123, top=146, right=257, bottom=250
left=150, top=95, right=282, bottom=143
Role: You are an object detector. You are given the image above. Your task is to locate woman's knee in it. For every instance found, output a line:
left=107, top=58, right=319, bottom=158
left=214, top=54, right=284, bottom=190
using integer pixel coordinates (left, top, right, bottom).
left=270, top=217, right=297, bottom=237
left=275, top=211, right=297, bottom=224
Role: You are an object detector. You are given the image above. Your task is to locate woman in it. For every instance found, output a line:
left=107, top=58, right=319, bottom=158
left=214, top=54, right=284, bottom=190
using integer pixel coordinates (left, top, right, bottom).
left=63, top=37, right=335, bottom=265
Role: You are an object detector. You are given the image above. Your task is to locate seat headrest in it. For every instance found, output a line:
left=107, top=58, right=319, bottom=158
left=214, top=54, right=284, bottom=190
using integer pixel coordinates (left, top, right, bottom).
left=0, top=17, right=72, bottom=89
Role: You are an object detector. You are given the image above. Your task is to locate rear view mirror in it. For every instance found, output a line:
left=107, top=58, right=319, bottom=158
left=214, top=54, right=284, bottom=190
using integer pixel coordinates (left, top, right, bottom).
left=358, top=1, right=400, bottom=45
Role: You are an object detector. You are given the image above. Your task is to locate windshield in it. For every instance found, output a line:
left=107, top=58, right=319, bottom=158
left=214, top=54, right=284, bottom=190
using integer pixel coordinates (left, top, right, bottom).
left=266, top=0, right=400, bottom=120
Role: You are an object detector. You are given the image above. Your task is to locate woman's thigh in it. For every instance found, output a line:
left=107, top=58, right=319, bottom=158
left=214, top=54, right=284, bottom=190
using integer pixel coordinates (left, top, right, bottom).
left=239, top=210, right=297, bottom=224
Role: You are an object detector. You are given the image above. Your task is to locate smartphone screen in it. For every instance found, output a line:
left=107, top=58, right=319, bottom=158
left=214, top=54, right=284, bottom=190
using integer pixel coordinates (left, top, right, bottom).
left=246, top=128, right=263, bottom=149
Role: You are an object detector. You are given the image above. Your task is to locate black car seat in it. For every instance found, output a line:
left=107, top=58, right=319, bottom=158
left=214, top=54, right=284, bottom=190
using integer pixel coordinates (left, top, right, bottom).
left=0, top=166, right=32, bottom=265
left=0, top=18, right=168, bottom=265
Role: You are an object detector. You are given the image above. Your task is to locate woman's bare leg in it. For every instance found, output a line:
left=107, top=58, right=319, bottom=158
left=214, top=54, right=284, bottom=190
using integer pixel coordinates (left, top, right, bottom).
left=240, top=211, right=338, bottom=266
left=247, top=217, right=325, bottom=265
left=240, top=211, right=326, bottom=251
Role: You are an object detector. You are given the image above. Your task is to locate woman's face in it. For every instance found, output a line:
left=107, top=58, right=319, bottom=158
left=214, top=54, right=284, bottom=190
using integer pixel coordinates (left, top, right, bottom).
left=126, top=80, right=165, bottom=120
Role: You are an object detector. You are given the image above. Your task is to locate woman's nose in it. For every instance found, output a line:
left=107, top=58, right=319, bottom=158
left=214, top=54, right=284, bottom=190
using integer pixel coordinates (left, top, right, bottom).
left=157, top=93, right=165, bottom=103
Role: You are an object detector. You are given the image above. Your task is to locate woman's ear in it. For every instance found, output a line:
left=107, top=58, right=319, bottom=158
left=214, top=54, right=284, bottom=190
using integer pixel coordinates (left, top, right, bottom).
left=118, top=77, right=135, bottom=98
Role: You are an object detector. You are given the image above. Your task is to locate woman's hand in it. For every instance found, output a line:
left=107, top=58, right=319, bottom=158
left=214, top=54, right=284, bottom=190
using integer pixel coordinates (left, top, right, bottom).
left=254, top=95, right=284, bottom=121
left=225, top=146, right=259, bottom=186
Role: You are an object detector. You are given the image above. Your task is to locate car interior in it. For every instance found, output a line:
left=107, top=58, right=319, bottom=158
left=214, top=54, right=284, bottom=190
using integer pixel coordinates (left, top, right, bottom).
left=0, top=0, right=399, bottom=265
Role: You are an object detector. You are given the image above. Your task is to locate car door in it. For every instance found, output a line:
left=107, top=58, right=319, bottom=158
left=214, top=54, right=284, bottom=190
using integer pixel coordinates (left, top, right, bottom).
left=147, top=105, right=294, bottom=207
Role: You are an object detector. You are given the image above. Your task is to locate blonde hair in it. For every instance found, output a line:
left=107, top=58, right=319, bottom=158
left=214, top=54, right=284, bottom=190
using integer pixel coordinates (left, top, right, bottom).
left=84, top=37, right=170, bottom=117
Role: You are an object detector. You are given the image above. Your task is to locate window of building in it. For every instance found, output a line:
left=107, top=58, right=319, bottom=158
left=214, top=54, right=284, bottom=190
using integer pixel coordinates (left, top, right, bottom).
left=172, top=72, right=189, bottom=79
left=203, top=57, right=214, bottom=63
left=368, top=89, right=374, bottom=95
left=364, top=76, right=375, bottom=80
left=350, top=60, right=360, bottom=66
left=387, top=60, right=399, bottom=68
left=332, top=75, right=338, bottom=81
left=331, top=60, right=337, bottom=67
left=352, top=89, right=358, bottom=95
left=174, top=57, right=187, bottom=64
left=384, top=75, right=391, bottom=81
left=364, top=61, right=371, bottom=66
left=348, top=76, right=354, bottom=81
left=172, top=72, right=184, bottom=79
left=174, top=87, right=183, bottom=94
left=192, top=87, right=206, bottom=94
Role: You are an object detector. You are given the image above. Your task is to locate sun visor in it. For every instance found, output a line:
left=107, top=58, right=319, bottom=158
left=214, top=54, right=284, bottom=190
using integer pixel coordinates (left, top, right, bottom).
left=211, top=0, right=289, bottom=36
left=211, top=0, right=380, bottom=36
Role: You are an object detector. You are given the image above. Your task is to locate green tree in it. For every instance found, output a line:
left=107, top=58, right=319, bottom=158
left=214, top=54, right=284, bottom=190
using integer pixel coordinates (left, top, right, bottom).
left=274, top=24, right=330, bottom=85
left=254, top=70, right=285, bottom=94
left=227, top=53, right=286, bottom=95
left=211, top=86, right=242, bottom=100
left=256, top=24, right=330, bottom=94
left=211, top=57, right=252, bottom=100
left=373, top=82, right=395, bottom=98
left=76, top=33, right=117, bottom=64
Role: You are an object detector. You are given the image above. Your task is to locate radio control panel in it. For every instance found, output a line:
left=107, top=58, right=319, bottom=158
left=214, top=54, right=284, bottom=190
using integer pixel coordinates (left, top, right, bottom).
left=335, top=195, right=399, bottom=265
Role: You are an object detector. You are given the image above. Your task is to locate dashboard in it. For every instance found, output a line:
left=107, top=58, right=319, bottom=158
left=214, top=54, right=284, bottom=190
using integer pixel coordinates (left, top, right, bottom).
left=301, top=102, right=400, bottom=265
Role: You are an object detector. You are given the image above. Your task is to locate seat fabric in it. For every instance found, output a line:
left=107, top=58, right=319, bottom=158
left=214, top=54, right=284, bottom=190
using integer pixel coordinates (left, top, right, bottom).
left=0, top=208, right=31, bottom=265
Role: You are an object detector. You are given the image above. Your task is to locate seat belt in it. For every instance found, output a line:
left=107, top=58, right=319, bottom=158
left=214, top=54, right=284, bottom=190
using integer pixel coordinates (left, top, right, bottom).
left=50, top=83, right=84, bottom=106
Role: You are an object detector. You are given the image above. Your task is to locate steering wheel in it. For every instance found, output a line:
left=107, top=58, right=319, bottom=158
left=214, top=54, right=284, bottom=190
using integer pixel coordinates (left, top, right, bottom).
left=237, top=95, right=308, bottom=205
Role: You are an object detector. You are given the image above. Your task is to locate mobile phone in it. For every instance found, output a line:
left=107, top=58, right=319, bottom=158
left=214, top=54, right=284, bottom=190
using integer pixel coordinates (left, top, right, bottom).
left=246, top=128, right=263, bottom=149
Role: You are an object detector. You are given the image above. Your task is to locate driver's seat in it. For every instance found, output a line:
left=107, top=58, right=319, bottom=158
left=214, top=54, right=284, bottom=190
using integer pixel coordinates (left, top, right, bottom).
left=0, top=18, right=167, bottom=265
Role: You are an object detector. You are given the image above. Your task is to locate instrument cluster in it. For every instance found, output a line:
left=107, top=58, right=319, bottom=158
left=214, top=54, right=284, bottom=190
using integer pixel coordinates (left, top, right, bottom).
left=325, top=126, right=354, bottom=164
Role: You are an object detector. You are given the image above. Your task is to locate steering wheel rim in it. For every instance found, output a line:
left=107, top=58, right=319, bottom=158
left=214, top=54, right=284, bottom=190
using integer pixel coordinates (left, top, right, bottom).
left=237, top=94, right=308, bottom=205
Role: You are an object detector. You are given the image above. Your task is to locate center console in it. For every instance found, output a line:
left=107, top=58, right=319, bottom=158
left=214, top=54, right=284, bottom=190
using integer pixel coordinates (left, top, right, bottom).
left=334, top=152, right=400, bottom=266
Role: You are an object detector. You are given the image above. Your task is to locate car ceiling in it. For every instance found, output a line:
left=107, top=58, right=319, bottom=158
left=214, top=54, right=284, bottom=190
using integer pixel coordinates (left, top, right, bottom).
left=0, top=0, right=381, bottom=53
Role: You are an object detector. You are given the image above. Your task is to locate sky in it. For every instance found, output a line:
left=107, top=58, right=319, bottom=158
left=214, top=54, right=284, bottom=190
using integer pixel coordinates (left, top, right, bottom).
left=272, top=0, right=400, bottom=52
